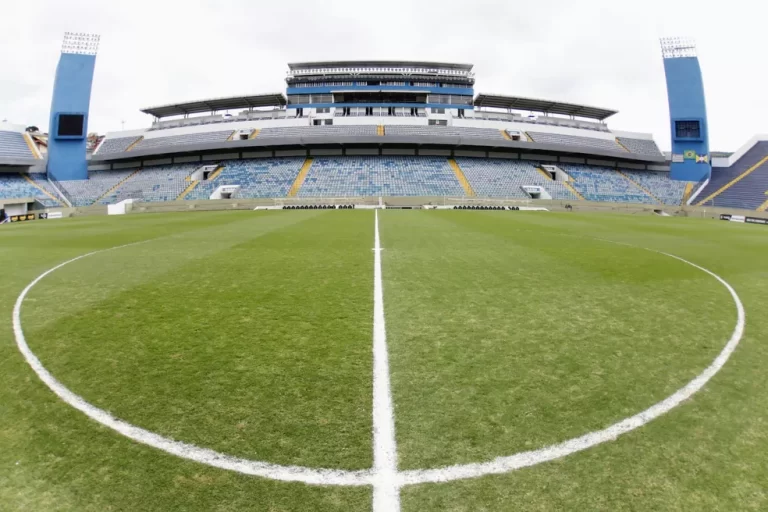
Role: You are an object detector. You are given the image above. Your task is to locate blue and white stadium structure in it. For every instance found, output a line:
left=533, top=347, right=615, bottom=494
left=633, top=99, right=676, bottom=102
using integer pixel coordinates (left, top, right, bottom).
left=3, top=34, right=768, bottom=218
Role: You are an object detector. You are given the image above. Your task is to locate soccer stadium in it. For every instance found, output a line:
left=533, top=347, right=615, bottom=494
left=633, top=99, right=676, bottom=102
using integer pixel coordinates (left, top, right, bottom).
left=2, top=30, right=768, bottom=512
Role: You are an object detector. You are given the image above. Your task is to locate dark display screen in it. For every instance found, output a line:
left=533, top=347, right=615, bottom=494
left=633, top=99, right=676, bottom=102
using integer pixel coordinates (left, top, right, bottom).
left=675, top=120, right=700, bottom=139
left=58, top=114, right=85, bottom=137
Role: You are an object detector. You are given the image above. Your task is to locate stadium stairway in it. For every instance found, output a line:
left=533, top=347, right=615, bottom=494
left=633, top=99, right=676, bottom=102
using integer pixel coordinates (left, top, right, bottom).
left=524, top=132, right=534, bottom=142
left=564, top=181, right=585, bottom=200
left=500, top=129, right=512, bottom=140
left=448, top=158, right=475, bottom=197
left=682, top=182, right=694, bottom=205
left=23, top=133, right=40, bottom=158
left=95, top=168, right=141, bottom=203
left=614, top=138, right=631, bottom=152
left=617, top=170, right=663, bottom=204
left=696, top=142, right=768, bottom=207
left=177, top=180, right=199, bottom=200
left=377, top=125, right=385, bottom=136
left=536, top=166, right=553, bottom=180
left=288, top=158, right=314, bottom=197
left=757, top=196, right=768, bottom=211
left=21, top=173, right=60, bottom=204
left=249, top=129, right=260, bottom=139
left=226, top=130, right=237, bottom=141
left=125, top=136, right=144, bottom=151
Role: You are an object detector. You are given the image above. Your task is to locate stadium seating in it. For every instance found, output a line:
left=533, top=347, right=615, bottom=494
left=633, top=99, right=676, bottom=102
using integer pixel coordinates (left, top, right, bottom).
left=132, top=130, right=233, bottom=151
left=297, top=157, right=465, bottom=197
left=0, top=173, right=60, bottom=207
left=58, top=170, right=136, bottom=206
left=95, top=135, right=142, bottom=154
left=622, top=170, right=688, bottom=205
left=258, top=126, right=377, bottom=138
left=617, top=137, right=663, bottom=157
left=456, top=158, right=575, bottom=199
left=695, top=141, right=768, bottom=209
left=0, top=131, right=35, bottom=159
left=560, top=164, right=656, bottom=204
left=185, top=158, right=304, bottom=200
left=100, top=164, right=198, bottom=204
left=527, top=132, right=623, bottom=152
left=385, top=125, right=504, bottom=139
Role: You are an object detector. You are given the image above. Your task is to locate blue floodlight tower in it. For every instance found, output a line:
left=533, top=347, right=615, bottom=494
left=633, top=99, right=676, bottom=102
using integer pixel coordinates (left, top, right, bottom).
left=47, top=32, right=100, bottom=181
left=661, top=37, right=711, bottom=182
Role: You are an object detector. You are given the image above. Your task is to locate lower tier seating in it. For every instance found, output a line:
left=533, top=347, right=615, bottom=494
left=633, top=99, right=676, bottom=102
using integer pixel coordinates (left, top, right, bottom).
left=186, top=158, right=304, bottom=200
left=622, top=170, right=689, bottom=205
left=560, top=164, right=656, bottom=204
left=100, top=164, right=199, bottom=204
left=3, top=158, right=742, bottom=209
left=58, top=170, right=136, bottom=206
left=0, top=174, right=60, bottom=207
left=297, top=157, right=465, bottom=197
left=457, top=158, right=575, bottom=199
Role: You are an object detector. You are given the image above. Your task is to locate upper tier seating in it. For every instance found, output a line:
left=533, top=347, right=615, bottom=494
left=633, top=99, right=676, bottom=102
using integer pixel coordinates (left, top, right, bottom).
left=96, top=136, right=142, bottom=154
left=132, top=130, right=233, bottom=151
left=616, top=137, right=663, bottom=157
left=185, top=158, right=304, bottom=200
left=58, top=170, right=136, bottom=206
left=0, top=174, right=60, bottom=207
left=385, top=125, right=505, bottom=139
left=100, top=164, right=199, bottom=204
left=258, top=126, right=377, bottom=138
left=622, top=170, right=688, bottom=205
left=560, top=164, right=655, bottom=204
left=456, top=158, right=575, bottom=199
left=527, top=132, right=623, bottom=152
left=0, top=131, right=34, bottom=159
left=695, top=141, right=768, bottom=209
left=298, top=157, right=464, bottom=197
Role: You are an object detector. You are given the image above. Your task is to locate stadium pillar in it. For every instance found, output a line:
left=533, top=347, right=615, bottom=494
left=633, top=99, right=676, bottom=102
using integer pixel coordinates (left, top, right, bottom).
left=47, top=32, right=100, bottom=181
left=661, top=37, right=711, bottom=182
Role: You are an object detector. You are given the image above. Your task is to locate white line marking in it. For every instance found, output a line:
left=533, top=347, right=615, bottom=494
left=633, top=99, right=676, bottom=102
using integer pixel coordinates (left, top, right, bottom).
left=11, top=232, right=746, bottom=494
left=372, top=209, right=401, bottom=511
left=12, top=240, right=372, bottom=487
left=397, top=244, right=746, bottom=486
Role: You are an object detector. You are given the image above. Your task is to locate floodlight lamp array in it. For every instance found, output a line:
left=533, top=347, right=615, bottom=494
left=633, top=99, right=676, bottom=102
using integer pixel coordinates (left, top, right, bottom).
left=660, top=37, right=697, bottom=59
left=62, top=32, right=100, bottom=55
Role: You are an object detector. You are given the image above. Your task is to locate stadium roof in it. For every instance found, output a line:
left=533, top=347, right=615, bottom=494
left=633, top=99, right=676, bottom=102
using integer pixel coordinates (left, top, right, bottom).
left=140, top=93, right=287, bottom=118
left=474, top=94, right=618, bottom=121
left=288, top=60, right=474, bottom=71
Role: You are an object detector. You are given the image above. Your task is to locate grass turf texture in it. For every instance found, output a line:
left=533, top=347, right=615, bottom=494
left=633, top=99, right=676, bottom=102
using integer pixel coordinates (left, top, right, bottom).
left=0, top=210, right=766, bottom=511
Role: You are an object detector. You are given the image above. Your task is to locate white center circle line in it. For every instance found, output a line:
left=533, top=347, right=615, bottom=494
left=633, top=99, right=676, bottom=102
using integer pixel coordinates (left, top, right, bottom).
left=11, top=231, right=745, bottom=493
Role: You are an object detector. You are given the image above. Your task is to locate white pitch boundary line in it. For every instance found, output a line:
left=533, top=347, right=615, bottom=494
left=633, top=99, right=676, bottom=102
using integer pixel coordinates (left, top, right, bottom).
left=371, top=210, right=401, bottom=511
left=397, top=244, right=746, bottom=486
left=12, top=240, right=372, bottom=487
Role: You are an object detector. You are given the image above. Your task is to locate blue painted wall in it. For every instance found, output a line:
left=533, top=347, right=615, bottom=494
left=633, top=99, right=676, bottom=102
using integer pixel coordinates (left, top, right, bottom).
left=287, top=103, right=474, bottom=110
left=663, top=56, right=711, bottom=181
left=47, top=53, right=96, bottom=181
left=286, top=85, right=474, bottom=96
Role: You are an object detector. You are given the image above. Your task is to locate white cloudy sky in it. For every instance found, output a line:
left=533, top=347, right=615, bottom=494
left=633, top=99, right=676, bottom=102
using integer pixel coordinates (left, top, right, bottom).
left=1, top=0, right=765, bottom=151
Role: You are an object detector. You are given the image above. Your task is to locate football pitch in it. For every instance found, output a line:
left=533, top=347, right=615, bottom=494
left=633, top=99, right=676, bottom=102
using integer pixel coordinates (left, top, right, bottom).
left=1, top=209, right=767, bottom=511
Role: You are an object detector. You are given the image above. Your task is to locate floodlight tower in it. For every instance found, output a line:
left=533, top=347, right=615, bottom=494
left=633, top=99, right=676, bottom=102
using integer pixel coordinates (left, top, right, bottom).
left=660, top=37, right=711, bottom=182
left=47, top=32, right=100, bottom=181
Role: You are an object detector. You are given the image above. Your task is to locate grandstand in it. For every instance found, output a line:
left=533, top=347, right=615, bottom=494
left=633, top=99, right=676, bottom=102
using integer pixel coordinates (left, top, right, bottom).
left=2, top=60, right=768, bottom=213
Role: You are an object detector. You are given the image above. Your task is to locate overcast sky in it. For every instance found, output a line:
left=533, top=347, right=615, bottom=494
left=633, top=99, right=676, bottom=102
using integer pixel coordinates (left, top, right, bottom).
left=1, top=0, right=764, bottom=151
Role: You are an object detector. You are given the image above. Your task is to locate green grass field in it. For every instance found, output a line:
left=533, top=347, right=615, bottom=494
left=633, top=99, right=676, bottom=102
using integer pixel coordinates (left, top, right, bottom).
left=1, top=210, right=767, bottom=511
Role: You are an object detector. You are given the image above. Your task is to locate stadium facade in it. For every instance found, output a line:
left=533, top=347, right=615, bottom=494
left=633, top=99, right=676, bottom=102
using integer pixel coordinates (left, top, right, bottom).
left=2, top=50, right=768, bottom=217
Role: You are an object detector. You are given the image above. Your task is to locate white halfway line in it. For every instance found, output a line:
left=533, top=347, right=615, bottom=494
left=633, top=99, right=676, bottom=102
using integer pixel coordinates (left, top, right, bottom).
left=372, top=209, right=401, bottom=512
left=12, top=227, right=746, bottom=499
